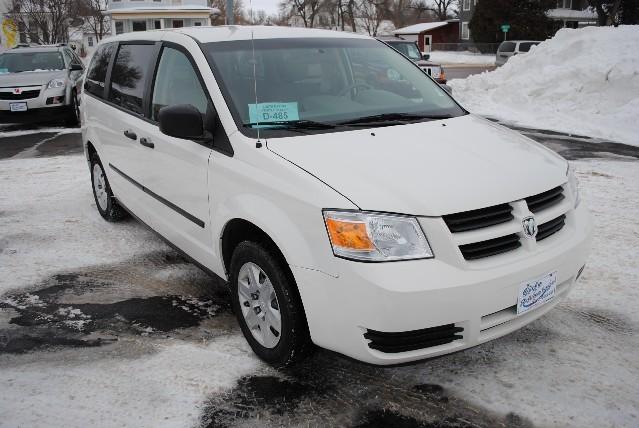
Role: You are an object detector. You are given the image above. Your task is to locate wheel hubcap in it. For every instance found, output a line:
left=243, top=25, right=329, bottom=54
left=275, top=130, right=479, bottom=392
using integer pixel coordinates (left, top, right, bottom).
left=92, top=163, right=108, bottom=211
left=237, top=262, right=282, bottom=349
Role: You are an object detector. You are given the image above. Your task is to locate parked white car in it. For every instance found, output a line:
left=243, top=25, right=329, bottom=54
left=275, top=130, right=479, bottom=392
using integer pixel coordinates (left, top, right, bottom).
left=81, top=27, right=592, bottom=367
left=495, top=40, right=541, bottom=66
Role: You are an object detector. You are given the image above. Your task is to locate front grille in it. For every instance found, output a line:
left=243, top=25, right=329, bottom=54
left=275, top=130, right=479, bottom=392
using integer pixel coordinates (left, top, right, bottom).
left=536, top=214, right=566, bottom=241
left=0, top=90, right=40, bottom=100
left=364, top=324, right=463, bottom=353
left=459, top=233, right=521, bottom=260
left=443, top=203, right=513, bottom=233
left=525, top=186, right=565, bottom=213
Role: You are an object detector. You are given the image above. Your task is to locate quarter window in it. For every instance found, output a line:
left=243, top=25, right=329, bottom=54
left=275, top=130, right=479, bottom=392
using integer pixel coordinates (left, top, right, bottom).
left=151, top=47, right=208, bottom=121
left=85, top=43, right=115, bottom=98
left=108, top=44, right=155, bottom=115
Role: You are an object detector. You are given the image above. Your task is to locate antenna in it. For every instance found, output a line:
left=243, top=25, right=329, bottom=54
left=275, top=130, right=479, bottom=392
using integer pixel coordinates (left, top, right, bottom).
left=250, top=28, right=260, bottom=143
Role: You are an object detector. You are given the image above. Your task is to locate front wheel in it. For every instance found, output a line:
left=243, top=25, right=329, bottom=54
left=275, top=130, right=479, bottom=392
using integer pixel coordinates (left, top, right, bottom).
left=230, top=241, right=312, bottom=367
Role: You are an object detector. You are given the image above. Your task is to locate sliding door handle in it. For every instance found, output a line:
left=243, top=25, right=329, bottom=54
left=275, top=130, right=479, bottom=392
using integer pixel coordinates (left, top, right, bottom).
left=139, top=137, right=154, bottom=149
left=123, top=129, right=137, bottom=140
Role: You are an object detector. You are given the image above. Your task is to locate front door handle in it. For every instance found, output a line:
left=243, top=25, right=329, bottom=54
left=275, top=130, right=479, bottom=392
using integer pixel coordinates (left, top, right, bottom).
left=123, top=129, right=137, bottom=140
left=139, top=137, right=154, bottom=149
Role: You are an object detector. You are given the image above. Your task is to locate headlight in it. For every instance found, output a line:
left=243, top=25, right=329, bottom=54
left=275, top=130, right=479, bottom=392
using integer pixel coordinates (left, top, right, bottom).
left=323, top=210, right=433, bottom=262
left=47, top=78, right=66, bottom=89
left=566, top=164, right=580, bottom=208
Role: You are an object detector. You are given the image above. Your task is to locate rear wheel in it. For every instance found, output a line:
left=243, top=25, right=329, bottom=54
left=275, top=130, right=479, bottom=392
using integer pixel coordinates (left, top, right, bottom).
left=230, top=241, right=312, bottom=367
left=90, top=153, right=127, bottom=222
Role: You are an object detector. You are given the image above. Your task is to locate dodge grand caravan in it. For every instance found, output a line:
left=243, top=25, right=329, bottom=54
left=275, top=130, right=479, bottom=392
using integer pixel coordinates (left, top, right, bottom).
left=81, top=26, right=592, bottom=367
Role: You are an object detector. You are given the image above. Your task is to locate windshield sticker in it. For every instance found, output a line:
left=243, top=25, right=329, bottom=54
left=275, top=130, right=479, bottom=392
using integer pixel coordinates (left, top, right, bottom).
left=248, top=102, right=299, bottom=123
left=0, top=68, right=8, bottom=74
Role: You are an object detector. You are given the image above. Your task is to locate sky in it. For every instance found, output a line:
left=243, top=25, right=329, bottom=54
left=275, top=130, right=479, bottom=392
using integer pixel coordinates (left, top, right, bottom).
left=244, top=0, right=281, bottom=15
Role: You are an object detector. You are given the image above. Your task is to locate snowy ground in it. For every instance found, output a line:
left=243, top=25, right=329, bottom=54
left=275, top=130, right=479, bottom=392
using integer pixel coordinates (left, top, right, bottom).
left=450, top=26, right=639, bottom=147
left=1, top=127, right=638, bottom=427
left=429, top=51, right=496, bottom=66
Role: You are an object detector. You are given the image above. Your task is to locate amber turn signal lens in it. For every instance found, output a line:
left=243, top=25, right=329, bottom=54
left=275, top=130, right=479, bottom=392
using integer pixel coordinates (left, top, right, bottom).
left=325, top=218, right=375, bottom=251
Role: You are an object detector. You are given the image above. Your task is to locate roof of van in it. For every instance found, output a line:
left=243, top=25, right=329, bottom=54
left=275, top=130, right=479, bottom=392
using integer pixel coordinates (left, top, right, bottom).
left=109, top=25, right=372, bottom=44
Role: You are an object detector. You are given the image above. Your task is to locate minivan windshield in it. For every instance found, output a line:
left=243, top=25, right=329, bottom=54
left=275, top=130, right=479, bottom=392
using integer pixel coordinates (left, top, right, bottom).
left=385, top=41, right=422, bottom=61
left=204, top=38, right=465, bottom=136
left=0, top=51, right=65, bottom=73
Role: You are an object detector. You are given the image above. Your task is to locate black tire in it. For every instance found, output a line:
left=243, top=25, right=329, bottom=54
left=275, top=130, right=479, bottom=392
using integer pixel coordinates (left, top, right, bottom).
left=90, top=152, right=127, bottom=222
left=230, top=241, right=313, bottom=367
left=65, top=90, right=80, bottom=127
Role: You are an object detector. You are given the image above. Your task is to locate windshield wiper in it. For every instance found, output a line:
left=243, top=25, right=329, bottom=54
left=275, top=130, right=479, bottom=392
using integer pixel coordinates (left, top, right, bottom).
left=244, top=120, right=335, bottom=130
left=336, top=113, right=453, bottom=126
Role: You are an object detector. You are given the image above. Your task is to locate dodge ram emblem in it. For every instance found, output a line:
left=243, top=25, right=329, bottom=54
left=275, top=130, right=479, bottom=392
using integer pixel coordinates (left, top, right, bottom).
left=522, top=216, right=538, bottom=239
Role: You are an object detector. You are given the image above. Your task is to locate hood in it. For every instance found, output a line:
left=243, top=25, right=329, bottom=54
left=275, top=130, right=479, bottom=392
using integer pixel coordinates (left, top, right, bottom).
left=267, top=115, right=567, bottom=216
left=0, top=70, right=66, bottom=87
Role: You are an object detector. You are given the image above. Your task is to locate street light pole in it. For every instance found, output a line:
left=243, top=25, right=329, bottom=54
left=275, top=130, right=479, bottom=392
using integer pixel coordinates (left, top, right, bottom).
left=226, top=0, right=234, bottom=25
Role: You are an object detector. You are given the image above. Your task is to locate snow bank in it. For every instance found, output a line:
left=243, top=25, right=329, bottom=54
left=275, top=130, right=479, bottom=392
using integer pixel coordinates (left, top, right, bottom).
left=428, top=51, right=496, bottom=66
left=450, top=26, right=639, bottom=146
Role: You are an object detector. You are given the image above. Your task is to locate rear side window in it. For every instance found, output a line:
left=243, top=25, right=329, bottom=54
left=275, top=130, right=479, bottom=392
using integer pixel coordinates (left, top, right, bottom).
left=151, top=47, right=208, bottom=121
left=518, top=42, right=539, bottom=53
left=108, top=44, right=155, bottom=115
left=499, top=42, right=516, bottom=53
left=85, top=43, right=115, bottom=98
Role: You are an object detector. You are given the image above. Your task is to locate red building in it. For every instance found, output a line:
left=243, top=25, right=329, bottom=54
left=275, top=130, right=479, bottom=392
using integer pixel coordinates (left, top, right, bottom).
left=393, top=20, right=460, bottom=53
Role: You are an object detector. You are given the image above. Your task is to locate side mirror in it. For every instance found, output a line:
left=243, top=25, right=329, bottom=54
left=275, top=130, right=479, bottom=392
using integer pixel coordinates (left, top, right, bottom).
left=70, top=63, right=83, bottom=71
left=422, top=54, right=430, bottom=61
left=158, top=104, right=205, bottom=139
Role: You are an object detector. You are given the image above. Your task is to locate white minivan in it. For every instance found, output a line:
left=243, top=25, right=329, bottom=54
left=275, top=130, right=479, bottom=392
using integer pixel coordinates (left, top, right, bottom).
left=81, top=26, right=592, bottom=367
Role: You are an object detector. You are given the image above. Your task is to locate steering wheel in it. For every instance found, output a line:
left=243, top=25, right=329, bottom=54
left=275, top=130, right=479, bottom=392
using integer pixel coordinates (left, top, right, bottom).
left=338, top=83, right=373, bottom=98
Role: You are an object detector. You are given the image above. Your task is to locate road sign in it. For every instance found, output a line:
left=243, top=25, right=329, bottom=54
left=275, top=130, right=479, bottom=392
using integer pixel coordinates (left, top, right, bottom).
left=501, top=24, right=510, bottom=33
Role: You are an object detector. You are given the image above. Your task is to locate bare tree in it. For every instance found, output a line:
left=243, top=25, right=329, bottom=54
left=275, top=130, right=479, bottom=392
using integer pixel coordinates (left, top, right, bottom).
left=211, top=0, right=245, bottom=25
left=8, top=0, right=77, bottom=44
left=281, top=0, right=322, bottom=27
left=245, top=8, right=268, bottom=24
left=356, top=0, right=388, bottom=35
left=77, top=0, right=110, bottom=42
left=428, top=0, right=455, bottom=20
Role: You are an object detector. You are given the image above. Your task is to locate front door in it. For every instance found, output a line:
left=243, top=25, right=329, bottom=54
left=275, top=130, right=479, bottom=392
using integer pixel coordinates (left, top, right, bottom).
left=422, top=35, right=432, bottom=54
left=132, top=44, right=214, bottom=265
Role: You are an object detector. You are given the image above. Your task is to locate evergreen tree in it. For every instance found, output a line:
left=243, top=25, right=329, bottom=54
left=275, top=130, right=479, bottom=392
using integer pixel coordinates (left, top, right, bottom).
left=469, top=0, right=555, bottom=44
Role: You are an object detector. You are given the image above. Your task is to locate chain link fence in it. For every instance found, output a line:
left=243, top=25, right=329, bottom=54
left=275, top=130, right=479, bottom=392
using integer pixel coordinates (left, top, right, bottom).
left=432, top=43, right=501, bottom=54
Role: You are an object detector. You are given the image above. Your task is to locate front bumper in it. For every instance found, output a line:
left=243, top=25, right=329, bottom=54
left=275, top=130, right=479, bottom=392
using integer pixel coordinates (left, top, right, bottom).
left=293, top=203, right=592, bottom=365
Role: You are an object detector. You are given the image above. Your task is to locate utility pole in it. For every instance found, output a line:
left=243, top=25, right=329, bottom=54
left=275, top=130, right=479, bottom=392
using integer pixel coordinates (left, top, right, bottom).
left=226, top=0, right=234, bottom=24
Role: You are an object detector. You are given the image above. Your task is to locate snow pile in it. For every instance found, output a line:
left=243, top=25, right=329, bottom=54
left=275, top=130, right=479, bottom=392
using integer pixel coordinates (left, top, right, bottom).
left=450, top=26, right=639, bottom=146
left=429, top=51, right=496, bottom=66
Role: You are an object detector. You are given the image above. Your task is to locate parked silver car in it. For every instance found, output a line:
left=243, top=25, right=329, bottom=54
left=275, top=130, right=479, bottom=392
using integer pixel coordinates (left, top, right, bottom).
left=0, top=45, right=84, bottom=125
left=495, top=40, right=541, bottom=66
